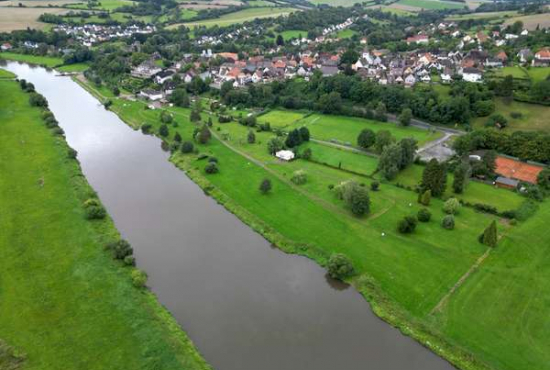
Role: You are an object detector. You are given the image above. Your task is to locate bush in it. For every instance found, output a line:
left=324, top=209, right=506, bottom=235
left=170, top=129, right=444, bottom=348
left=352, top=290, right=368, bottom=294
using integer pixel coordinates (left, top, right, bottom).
left=398, top=215, right=418, bottom=233
left=123, top=256, right=136, bottom=266
left=181, top=141, right=194, bottom=153
left=441, top=215, right=455, bottom=230
left=109, top=239, right=133, bottom=260
left=67, top=147, right=78, bottom=159
left=473, top=203, right=497, bottom=214
left=29, top=93, right=48, bottom=107
left=131, top=269, right=148, bottom=288
left=510, top=111, right=522, bottom=119
left=159, top=124, right=169, bottom=137
left=327, top=253, right=355, bottom=280
left=419, top=189, right=431, bottom=206
left=208, top=156, right=218, bottom=163
left=83, top=198, right=106, bottom=220
left=52, top=127, right=65, bottom=136
left=259, top=178, right=272, bottom=194
left=370, top=181, right=380, bottom=191
left=443, top=198, right=460, bottom=215
left=302, top=148, right=312, bottom=160
left=291, top=170, right=307, bottom=185
left=417, top=208, right=432, bottom=222
left=204, top=162, right=219, bottom=174
left=141, top=123, right=152, bottom=134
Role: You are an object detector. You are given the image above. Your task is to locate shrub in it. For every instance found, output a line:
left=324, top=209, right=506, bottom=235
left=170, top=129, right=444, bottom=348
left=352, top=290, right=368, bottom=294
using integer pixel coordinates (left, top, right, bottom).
left=158, top=124, right=169, bottom=137
left=302, top=148, right=312, bottom=160
left=479, top=220, right=498, bottom=247
left=83, top=198, right=106, bottom=220
left=327, top=253, right=355, bottom=280
left=259, top=178, right=272, bottom=194
left=419, top=189, right=431, bottom=206
left=473, top=203, right=497, bottom=214
left=357, top=128, right=376, bottom=149
left=29, top=93, right=48, bottom=107
left=291, top=170, right=307, bottom=185
left=417, top=208, right=432, bottom=222
left=131, top=269, right=148, bottom=288
left=141, top=123, right=152, bottom=134
left=123, top=256, right=136, bottom=266
left=67, top=147, right=78, bottom=159
left=108, top=239, right=133, bottom=260
left=370, top=181, right=380, bottom=191
left=208, top=156, right=218, bottom=163
left=204, top=162, right=219, bottom=174
left=181, top=141, right=194, bottom=153
left=398, top=215, right=417, bottom=234
left=52, top=127, right=65, bottom=136
left=441, top=215, right=455, bottom=230
left=443, top=198, right=460, bottom=214
left=247, top=130, right=255, bottom=144
left=510, top=111, right=522, bottom=119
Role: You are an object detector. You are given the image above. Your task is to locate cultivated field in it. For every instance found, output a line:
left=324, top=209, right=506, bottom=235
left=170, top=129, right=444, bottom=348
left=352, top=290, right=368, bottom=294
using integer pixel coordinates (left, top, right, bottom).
left=445, top=10, right=518, bottom=21
left=396, top=0, right=466, bottom=10
left=0, top=7, right=66, bottom=32
left=472, top=98, right=550, bottom=133
left=504, top=13, right=550, bottom=30
left=65, top=0, right=136, bottom=11
left=0, top=78, right=210, bottom=370
left=168, top=7, right=297, bottom=29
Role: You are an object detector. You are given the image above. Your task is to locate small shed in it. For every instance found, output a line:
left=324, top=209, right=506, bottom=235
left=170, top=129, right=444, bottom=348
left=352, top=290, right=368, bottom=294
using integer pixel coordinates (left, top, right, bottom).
left=495, top=176, right=519, bottom=190
left=275, top=150, right=295, bottom=161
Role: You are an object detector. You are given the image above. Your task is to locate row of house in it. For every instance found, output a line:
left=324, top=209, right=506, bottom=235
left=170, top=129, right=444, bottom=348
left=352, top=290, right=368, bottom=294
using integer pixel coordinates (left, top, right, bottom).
left=54, top=24, right=155, bottom=47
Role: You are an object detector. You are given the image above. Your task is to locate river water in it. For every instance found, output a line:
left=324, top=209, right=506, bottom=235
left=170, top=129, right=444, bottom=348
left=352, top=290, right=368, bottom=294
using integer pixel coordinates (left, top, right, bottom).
left=3, top=61, right=454, bottom=370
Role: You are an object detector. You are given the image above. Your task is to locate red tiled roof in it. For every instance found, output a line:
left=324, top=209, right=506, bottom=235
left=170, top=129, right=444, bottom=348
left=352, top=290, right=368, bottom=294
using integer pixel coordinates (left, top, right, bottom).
left=495, top=156, right=543, bottom=184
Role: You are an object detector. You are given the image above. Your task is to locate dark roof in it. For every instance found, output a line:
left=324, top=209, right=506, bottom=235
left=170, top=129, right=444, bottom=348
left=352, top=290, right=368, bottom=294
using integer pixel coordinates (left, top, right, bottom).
left=463, top=67, right=482, bottom=74
left=495, top=176, right=519, bottom=187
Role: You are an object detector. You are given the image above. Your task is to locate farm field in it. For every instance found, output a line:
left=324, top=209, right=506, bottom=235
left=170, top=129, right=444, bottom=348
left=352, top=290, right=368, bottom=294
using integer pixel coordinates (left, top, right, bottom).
left=0, top=79, right=210, bottom=370
left=0, top=0, right=78, bottom=5
left=78, top=75, right=550, bottom=370
left=396, top=0, right=465, bottom=10
left=0, top=7, right=66, bottom=32
left=445, top=10, right=518, bottom=21
left=169, top=7, right=297, bottom=29
left=504, top=13, right=550, bottom=30
left=289, top=113, right=442, bottom=146
left=472, top=98, right=550, bottom=133
left=0, top=52, right=63, bottom=68
left=308, top=0, right=368, bottom=6
left=66, top=0, right=136, bottom=10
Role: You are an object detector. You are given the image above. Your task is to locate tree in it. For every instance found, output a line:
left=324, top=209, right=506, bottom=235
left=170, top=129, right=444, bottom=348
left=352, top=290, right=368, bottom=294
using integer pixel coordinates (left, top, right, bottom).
left=453, top=162, right=470, bottom=194
left=398, top=138, right=417, bottom=169
left=370, top=181, right=380, bottom=191
left=247, top=130, right=255, bottom=144
left=443, top=198, right=460, bottom=215
left=302, top=148, right=312, bottom=160
left=197, top=125, right=211, bottom=144
left=421, top=159, right=447, bottom=197
left=480, top=220, right=498, bottom=247
left=416, top=188, right=430, bottom=206
left=29, top=93, right=48, bottom=107
left=160, top=110, right=173, bottom=124
left=441, top=215, right=455, bottom=230
left=482, top=150, right=497, bottom=174
left=259, top=178, right=272, bottom=194
left=190, top=109, right=201, bottom=122
left=417, top=208, right=431, bottom=222
left=485, top=114, right=508, bottom=129
left=291, top=170, right=307, bottom=185
left=398, top=215, right=417, bottom=234
left=398, top=108, right=412, bottom=126
left=285, top=128, right=303, bottom=148
left=174, top=132, right=182, bottom=143
left=159, top=124, right=169, bottom=137
left=204, top=162, right=219, bottom=174
left=327, top=253, right=355, bottom=280
left=374, top=130, right=394, bottom=153
left=131, top=269, right=148, bottom=288
left=377, top=144, right=401, bottom=180
left=340, top=49, right=359, bottom=65
left=337, top=181, right=371, bottom=216
left=374, top=102, right=387, bottom=121
left=357, top=129, right=376, bottom=149
left=318, top=92, right=342, bottom=114
left=267, top=137, right=284, bottom=155
left=537, top=168, right=550, bottom=190
left=276, top=34, right=284, bottom=46
left=299, top=126, right=310, bottom=142
left=181, top=141, right=194, bottom=153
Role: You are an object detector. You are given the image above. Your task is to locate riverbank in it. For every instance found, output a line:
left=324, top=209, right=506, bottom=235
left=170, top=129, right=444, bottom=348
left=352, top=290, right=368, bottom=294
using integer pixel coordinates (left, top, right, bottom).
left=72, top=76, right=502, bottom=370
left=0, top=78, right=211, bottom=369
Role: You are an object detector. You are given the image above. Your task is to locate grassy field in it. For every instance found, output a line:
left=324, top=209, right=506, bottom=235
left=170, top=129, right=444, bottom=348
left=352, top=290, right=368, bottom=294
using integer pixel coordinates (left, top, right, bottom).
left=388, top=164, right=525, bottom=212
left=490, top=66, right=550, bottom=83
left=0, top=79, right=211, bottom=370
left=472, top=98, right=550, bottom=133
left=277, top=29, right=307, bottom=41
left=289, top=113, right=442, bottom=146
left=169, top=7, right=297, bottom=28
left=504, top=13, right=550, bottom=30
left=0, top=68, right=16, bottom=78
left=0, top=52, right=63, bottom=68
left=397, top=0, right=465, bottom=10
left=301, top=141, right=379, bottom=176
left=308, top=0, right=368, bottom=6
left=257, top=109, right=306, bottom=128
left=336, top=28, right=356, bottom=38
left=79, top=76, right=550, bottom=370
left=527, top=67, right=550, bottom=83
left=445, top=10, right=518, bottom=21
left=0, top=7, right=66, bottom=32
left=56, top=63, right=90, bottom=72
left=66, top=0, right=136, bottom=10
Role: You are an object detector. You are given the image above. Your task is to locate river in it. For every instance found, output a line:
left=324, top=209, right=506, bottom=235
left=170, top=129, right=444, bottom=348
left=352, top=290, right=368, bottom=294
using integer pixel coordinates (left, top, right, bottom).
left=2, top=61, right=454, bottom=370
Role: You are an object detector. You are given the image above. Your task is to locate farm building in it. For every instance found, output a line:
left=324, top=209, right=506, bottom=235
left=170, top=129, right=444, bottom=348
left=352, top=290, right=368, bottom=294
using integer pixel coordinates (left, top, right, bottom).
left=495, top=156, right=544, bottom=185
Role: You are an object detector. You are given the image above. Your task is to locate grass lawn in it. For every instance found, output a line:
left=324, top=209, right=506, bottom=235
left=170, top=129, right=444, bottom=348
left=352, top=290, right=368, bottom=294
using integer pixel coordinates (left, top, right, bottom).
left=0, top=68, right=16, bottom=78
left=472, top=98, right=550, bottom=133
left=388, top=164, right=525, bottom=212
left=290, top=113, right=441, bottom=147
left=527, top=67, right=550, bottom=83
left=491, top=66, right=529, bottom=79
left=0, top=52, right=63, bottom=68
left=336, top=29, right=356, bottom=39
left=0, top=80, right=210, bottom=370
left=171, top=7, right=297, bottom=28
left=277, top=29, right=307, bottom=41
left=397, top=0, right=465, bottom=10
left=436, top=200, right=550, bottom=370
left=66, top=0, right=136, bottom=10
left=257, top=109, right=306, bottom=128
left=57, top=63, right=90, bottom=72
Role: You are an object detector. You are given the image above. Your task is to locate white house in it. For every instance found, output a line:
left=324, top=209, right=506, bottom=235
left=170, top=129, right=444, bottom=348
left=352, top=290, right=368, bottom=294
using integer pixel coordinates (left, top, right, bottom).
left=462, top=67, right=482, bottom=83
left=275, top=150, right=295, bottom=161
left=139, top=89, right=163, bottom=101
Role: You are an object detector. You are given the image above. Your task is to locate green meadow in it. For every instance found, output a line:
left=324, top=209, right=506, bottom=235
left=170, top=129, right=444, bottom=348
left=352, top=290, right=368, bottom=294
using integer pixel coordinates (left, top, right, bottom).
left=397, top=0, right=465, bottom=10
left=78, top=77, right=550, bottom=370
left=0, top=52, right=63, bottom=68
left=66, top=0, right=136, bottom=10
left=171, top=7, right=297, bottom=29
left=472, top=98, right=550, bottom=133
left=0, top=79, right=210, bottom=370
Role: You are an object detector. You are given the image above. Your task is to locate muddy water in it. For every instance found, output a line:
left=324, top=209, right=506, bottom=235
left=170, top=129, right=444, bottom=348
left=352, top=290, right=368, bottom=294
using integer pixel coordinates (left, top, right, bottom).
left=3, top=61, right=454, bottom=370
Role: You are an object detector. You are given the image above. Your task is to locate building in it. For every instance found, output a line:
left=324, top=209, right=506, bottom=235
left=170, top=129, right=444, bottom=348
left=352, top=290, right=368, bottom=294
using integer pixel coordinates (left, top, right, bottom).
left=139, top=89, right=163, bottom=101
left=275, top=150, right=295, bottom=161
left=495, top=156, right=544, bottom=185
left=495, top=176, right=519, bottom=189
left=462, top=67, right=482, bottom=83
left=533, top=48, right=550, bottom=67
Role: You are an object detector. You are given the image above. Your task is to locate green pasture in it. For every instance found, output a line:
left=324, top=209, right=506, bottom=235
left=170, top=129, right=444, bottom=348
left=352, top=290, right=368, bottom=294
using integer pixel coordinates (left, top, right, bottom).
left=0, top=52, right=63, bottom=68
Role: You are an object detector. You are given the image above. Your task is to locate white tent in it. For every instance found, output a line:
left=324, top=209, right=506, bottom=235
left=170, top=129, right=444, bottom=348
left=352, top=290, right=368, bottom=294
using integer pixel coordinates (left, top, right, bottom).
left=275, top=150, right=295, bottom=161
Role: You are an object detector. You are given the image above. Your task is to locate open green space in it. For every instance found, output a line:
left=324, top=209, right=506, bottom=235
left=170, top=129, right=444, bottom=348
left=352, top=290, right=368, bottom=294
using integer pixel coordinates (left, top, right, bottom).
left=388, top=164, right=525, bottom=212
left=527, top=67, right=550, bottom=83
left=336, top=28, right=356, bottom=39
left=445, top=10, right=518, bottom=21
left=472, top=98, right=550, bottom=133
left=257, top=109, right=306, bottom=128
left=0, top=52, right=63, bottom=68
left=170, top=7, right=297, bottom=29
left=0, top=79, right=210, bottom=370
left=277, top=29, right=307, bottom=41
left=0, top=68, right=16, bottom=78
left=397, top=0, right=465, bottom=10
left=66, top=0, right=136, bottom=11
left=57, top=63, right=90, bottom=72
left=290, top=113, right=441, bottom=147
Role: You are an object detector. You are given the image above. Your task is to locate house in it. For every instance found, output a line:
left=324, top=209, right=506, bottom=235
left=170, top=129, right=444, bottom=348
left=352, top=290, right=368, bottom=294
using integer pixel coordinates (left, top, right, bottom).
left=404, top=74, right=416, bottom=86
left=154, top=70, right=174, bottom=84
left=406, top=35, right=429, bottom=45
left=462, top=67, right=482, bottom=83
left=440, top=73, right=452, bottom=83
left=517, top=49, right=533, bottom=64
left=275, top=150, right=295, bottom=161
left=321, top=65, right=339, bottom=77
left=495, top=156, right=544, bottom=184
left=1, top=42, right=12, bottom=51
left=485, top=57, right=503, bottom=68
left=495, top=176, right=519, bottom=190
left=533, top=48, right=550, bottom=66
left=139, top=89, right=163, bottom=101
left=131, top=61, right=162, bottom=79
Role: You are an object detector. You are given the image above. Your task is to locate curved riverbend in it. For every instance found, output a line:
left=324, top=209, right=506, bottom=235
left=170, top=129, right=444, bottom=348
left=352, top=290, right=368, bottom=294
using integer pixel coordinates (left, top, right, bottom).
left=4, top=61, right=455, bottom=370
